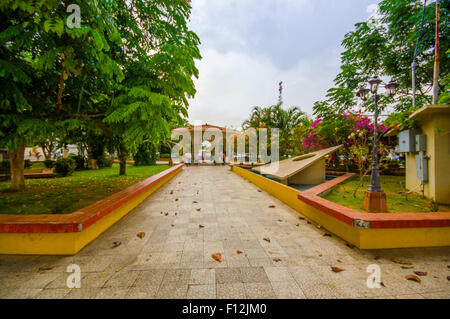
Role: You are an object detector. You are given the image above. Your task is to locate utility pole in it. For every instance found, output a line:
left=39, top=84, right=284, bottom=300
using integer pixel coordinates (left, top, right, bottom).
left=278, top=81, right=283, bottom=104
left=432, top=0, right=440, bottom=104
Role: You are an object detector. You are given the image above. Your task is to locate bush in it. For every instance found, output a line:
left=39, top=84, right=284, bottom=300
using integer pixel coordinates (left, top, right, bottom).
left=0, top=161, right=10, bottom=174
left=134, top=142, right=157, bottom=166
left=54, top=158, right=76, bottom=176
left=43, top=159, right=55, bottom=168
left=24, top=159, right=32, bottom=169
left=158, top=153, right=171, bottom=159
left=97, top=155, right=114, bottom=168
left=69, top=154, right=85, bottom=170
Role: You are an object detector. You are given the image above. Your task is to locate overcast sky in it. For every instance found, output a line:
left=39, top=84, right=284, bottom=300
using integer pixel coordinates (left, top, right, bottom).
left=186, top=0, right=380, bottom=129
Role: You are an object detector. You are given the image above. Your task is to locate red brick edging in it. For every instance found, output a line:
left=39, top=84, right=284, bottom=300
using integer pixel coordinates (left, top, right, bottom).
left=0, top=164, right=184, bottom=233
left=297, top=173, right=450, bottom=229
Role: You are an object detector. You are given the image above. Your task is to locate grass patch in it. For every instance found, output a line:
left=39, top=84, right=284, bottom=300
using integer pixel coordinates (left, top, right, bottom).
left=322, top=175, right=450, bottom=213
left=0, top=163, right=170, bottom=215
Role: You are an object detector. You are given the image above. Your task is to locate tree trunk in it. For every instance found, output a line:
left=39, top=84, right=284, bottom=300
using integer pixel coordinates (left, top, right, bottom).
left=119, top=154, right=127, bottom=175
left=10, top=142, right=26, bottom=191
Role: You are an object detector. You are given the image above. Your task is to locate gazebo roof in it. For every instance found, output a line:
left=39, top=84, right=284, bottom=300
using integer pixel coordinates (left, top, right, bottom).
left=172, top=123, right=240, bottom=134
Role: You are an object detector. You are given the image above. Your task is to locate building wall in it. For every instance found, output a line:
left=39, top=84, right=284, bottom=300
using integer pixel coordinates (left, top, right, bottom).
left=405, top=111, right=450, bottom=204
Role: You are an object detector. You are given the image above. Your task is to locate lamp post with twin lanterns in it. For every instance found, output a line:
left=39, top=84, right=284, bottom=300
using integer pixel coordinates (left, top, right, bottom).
left=356, top=75, right=398, bottom=212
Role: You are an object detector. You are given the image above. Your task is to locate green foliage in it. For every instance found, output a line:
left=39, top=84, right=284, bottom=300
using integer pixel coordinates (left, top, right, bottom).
left=0, top=161, right=10, bottom=174
left=54, top=157, right=76, bottom=176
left=97, top=155, right=114, bottom=168
left=24, top=159, right=32, bottom=169
left=43, top=159, right=55, bottom=168
left=313, top=0, right=449, bottom=122
left=134, top=142, right=158, bottom=166
left=68, top=154, right=85, bottom=170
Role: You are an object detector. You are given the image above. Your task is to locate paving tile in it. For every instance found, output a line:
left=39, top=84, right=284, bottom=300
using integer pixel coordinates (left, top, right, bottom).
left=264, top=267, right=294, bottom=282
left=187, top=284, right=216, bottom=299
left=215, top=268, right=242, bottom=284
left=217, top=283, right=246, bottom=299
left=243, top=283, right=276, bottom=299
left=271, top=281, right=306, bottom=299
left=240, top=267, right=270, bottom=283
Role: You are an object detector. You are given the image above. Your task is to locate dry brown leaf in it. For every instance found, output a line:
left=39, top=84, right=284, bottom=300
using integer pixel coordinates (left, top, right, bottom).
left=112, top=241, right=121, bottom=248
left=268, top=205, right=276, bottom=208
left=136, top=232, right=146, bottom=239
left=323, top=233, right=332, bottom=237
left=331, top=267, right=344, bottom=273
left=170, top=190, right=174, bottom=194
left=380, top=282, right=386, bottom=287
left=211, top=253, right=222, bottom=262
left=175, top=198, right=179, bottom=202
left=392, top=258, right=412, bottom=265
left=257, top=190, right=262, bottom=192
left=236, top=250, right=243, bottom=254
left=164, top=212, right=169, bottom=216
left=196, top=208, right=201, bottom=212
left=199, top=225, right=205, bottom=228
left=405, top=275, right=421, bottom=283
left=263, top=237, right=271, bottom=243
left=295, top=223, right=300, bottom=227
left=272, top=258, right=281, bottom=262
left=414, top=271, right=427, bottom=276
left=278, top=219, right=283, bottom=222
left=38, top=266, right=54, bottom=271
left=193, top=201, right=198, bottom=204
left=298, top=217, right=305, bottom=220
left=346, top=243, right=354, bottom=249
left=447, top=276, right=450, bottom=281
left=171, top=224, right=174, bottom=227
left=336, top=259, right=342, bottom=263
left=307, top=221, right=311, bottom=224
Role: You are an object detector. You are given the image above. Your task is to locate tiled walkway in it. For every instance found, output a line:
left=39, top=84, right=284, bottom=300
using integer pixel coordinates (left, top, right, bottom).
left=0, top=166, right=449, bottom=299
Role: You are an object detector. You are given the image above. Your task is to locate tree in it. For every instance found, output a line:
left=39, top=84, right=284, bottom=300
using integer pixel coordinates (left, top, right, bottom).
left=313, top=0, right=449, bottom=124
left=242, top=103, right=306, bottom=157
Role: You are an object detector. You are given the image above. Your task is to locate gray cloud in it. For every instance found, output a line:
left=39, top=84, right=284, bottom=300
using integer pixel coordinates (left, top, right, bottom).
left=187, top=0, right=380, bottom=128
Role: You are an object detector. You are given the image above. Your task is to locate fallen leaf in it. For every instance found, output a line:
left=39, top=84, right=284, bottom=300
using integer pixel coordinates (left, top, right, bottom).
left=112, top=241, right=121, bottom=248
left=298, top=217, right=305, bottom=220
left=380, top=282, right=386, bottom=287
left=236, top=250, right=243, bottom=254
left=346, top=243, right=354, bottom=249
left=175, top=198, right=179, bottom=202
left=295, top=224, right=300, bottom=227
left=38, top=266, right=54, bottom=271
left=331, top=267, right=344, bottom=273
left=413, top=271, right=427, bottom=276
left=374, top=256, right=381, bottom=260
left=199, top=224, right=205, bottom=228
left=392, top=258, right=412, bottom=265
left=323, top=233, right=332, bottom=237
left=257, top=190, right=262, bottom=192
left=136, top=232, right=146, bottom=239
left=273, top=258, right=281, bottom=262
left=278, top=219, right=283, bottom=222
left=171, top=224, right=174, bottom=227
left=263, top=237, right=271, bottom=243
left=307, top=221, right=311, bottom=224
left=196, top=208, right=201, bottom=212
left=164, top=212, right=168, bottom=216
left=336, top=259, right=342, bottom=263
left=447, top=276, right=450, bottom=281
left=211, top=253, right=222, bottom=262
left=268, top=205, right=276, bottom=208
left=170, top=190, right=174, bottom=194
left=193, top=201, right=198, bottom=204
left=401, top=266, right=414, bottom=269
left=405, top=275, right=421, bottom=283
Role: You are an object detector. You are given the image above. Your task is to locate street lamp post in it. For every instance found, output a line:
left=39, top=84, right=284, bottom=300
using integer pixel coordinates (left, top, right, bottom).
left=356, top=75, right=398, bottom=212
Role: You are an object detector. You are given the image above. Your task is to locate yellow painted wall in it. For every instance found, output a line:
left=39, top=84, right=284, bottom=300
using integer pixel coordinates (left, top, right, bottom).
left=0, top=166, right=182, bottom=255
left=231, top=165, right=450, bottom=249
left=405, top=109, right=450, bottom=204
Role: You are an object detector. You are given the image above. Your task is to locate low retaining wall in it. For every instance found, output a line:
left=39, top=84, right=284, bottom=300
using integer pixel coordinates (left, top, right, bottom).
left=0, top=164, right=184, bottom=255
left=231, top=165, right=450, bottom=249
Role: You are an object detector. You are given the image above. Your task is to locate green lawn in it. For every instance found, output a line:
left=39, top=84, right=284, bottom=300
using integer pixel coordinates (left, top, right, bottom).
left=0, top=164, right=170, bottom=215
left=322, top=175, right=450, bottom=213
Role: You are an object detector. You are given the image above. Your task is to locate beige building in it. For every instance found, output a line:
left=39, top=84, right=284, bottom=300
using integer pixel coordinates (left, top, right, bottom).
left=402, top=104, right=450, bottom=204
